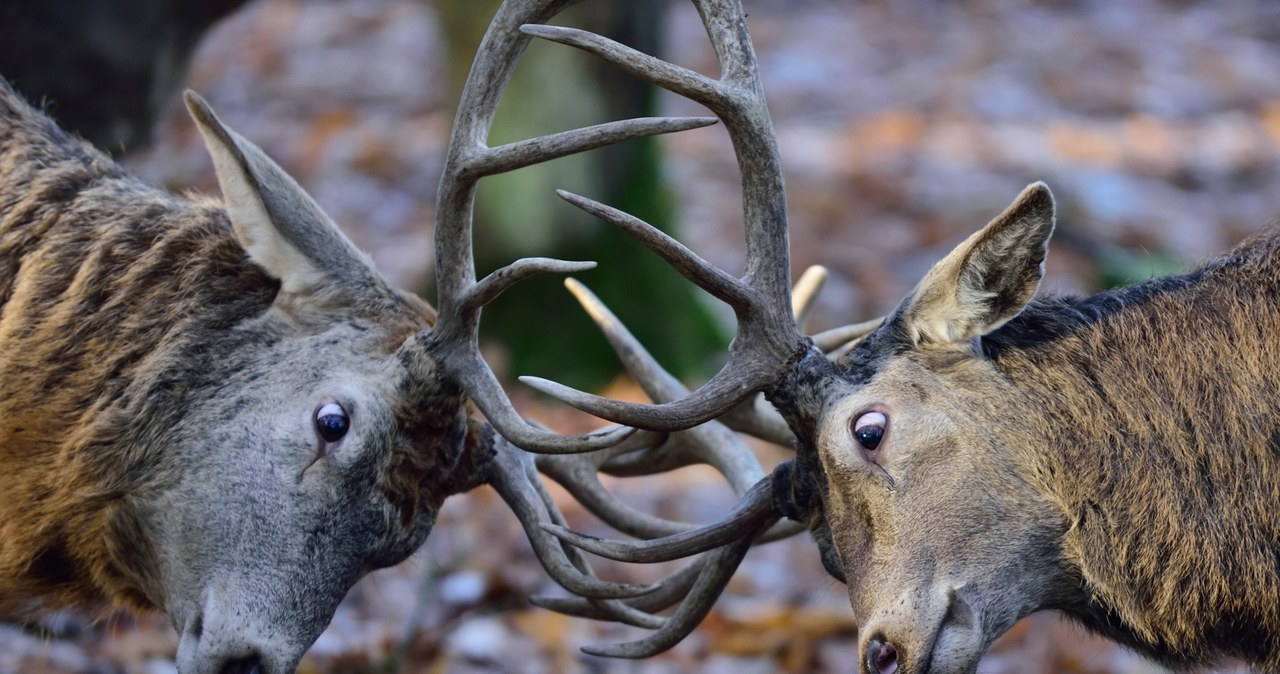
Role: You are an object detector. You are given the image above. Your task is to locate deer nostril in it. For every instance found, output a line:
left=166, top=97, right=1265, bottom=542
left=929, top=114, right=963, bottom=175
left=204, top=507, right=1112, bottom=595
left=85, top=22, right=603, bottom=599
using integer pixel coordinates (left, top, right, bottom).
left=865, top=635, right=899, bottom=674
left=219, top=657, right=264, bottom=674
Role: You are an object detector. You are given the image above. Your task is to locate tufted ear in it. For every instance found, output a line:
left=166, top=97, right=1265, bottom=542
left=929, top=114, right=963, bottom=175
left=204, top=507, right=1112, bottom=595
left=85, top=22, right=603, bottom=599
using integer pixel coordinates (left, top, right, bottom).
left=896, top=182, right=1055, bottom=349
left=184, top=91, right=388, bottom=303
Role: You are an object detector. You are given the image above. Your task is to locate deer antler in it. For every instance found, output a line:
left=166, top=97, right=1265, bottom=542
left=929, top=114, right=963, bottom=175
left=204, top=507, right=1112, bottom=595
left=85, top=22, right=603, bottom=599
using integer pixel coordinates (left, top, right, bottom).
left=505, top=266, right=897, bottom=657
left=508, top=0, right=817, bottom=434
left=424, top=0, right=884, bottom=657
left=425, top=0, right=724, bottom=453
left=508, top=276, right=803, bottom=657
left=524, top=294, right=876, bottom=655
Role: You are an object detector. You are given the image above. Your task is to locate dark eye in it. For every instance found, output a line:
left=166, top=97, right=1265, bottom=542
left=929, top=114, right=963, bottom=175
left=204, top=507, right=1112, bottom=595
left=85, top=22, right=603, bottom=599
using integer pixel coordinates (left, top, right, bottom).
left=315, top=402, right=349, bottom=443
left=852, top=411, right=886, bottom=451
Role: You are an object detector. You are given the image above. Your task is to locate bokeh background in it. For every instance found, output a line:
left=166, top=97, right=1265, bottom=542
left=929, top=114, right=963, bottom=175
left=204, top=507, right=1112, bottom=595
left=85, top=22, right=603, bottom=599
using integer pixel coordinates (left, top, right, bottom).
left=2, top=0, right=1280, bottom=672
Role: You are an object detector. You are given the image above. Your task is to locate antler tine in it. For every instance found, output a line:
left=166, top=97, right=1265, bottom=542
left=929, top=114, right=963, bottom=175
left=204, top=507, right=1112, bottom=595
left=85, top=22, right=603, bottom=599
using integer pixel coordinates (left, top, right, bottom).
left=540, top=475, right=775, bottom=564
left=534, top=520, right=772, bottom=659
left=488, top=435, right=738, bottom=630
left=428, top=0, right=719, bottom=453
left=560, top=278, right=766, bottom=492
left=515, top=0, right=811, bottom=433
left=813, top=317, right=883, bottom=353
left=792, top=265, right=827, bottom=330
left=582, top=518, right=772, bottom=659
left=535, top=451, right=698, bottom=539
left=485, top=437, right=660, bottom=600
left=531, top=557, right=703, bottom=622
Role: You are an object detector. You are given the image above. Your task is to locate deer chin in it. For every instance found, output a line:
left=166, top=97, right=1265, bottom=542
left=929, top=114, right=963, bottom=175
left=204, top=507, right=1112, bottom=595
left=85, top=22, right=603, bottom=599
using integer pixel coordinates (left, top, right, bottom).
left=920, top=585, right=1031, bottom=674
left=922, top=622, right=985, bottom=674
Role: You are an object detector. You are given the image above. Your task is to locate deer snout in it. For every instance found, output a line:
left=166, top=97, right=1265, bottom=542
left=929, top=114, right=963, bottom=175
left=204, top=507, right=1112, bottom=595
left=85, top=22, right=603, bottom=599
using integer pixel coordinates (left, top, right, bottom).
left=175, top=597, right=298, bottom=674
left=858, top=585, right=983, bottom=674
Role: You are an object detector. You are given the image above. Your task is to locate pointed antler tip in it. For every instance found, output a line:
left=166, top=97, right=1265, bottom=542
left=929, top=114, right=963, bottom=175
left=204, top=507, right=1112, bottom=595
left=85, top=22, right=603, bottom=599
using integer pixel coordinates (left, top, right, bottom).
left=580, top=643, right=639, bottom=659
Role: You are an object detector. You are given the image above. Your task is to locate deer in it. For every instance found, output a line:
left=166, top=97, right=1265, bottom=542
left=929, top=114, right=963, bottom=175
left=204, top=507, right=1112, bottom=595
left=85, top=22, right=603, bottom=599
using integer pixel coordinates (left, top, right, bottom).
left=466, top=1, right=1280, bottom=673
left=0, top=3, right=787, bottom=664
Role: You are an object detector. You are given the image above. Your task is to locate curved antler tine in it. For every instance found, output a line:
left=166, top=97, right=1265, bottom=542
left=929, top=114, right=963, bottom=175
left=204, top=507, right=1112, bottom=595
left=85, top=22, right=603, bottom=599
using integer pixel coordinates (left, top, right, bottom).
left=597, top=439, right=704, bottom=477
left=536, top=453, right=697, bottom=539
left=558, top=192, right=753, bottom=308
left=539, top=475, right=774, bottom=563
left=519, top=24, right=723, bottom=104
left=472, top=117, right=718, bottom=177
left=581, top=519, right=770, bottom=659
left=485, top=438, right=657, bottom=599
left=463, top=258, right=597, bottom=316
left=519, top=365, right=776, bottom=431
left=446, top=346, right=634, bottom=452
left=531, top=557, right=704, bottom=623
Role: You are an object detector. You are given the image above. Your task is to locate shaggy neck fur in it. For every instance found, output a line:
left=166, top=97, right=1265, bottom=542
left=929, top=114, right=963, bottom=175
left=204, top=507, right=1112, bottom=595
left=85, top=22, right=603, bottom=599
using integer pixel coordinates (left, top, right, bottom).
left=0, top=83, right=281, bottom=613
left=985, top=233, right=1280, bottom=669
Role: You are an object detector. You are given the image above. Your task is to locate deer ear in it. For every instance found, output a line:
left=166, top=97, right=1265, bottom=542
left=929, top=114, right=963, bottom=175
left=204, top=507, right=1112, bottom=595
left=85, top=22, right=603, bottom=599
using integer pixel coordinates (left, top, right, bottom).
left=897, top=182, right=1055, bottom=349
left=184, top=91, right=384, bottom=301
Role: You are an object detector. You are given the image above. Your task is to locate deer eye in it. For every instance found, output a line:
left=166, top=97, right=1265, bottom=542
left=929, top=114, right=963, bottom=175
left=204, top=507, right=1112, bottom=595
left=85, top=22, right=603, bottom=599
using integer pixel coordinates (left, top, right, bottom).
left=852, top=411, right=886, bottom=451
left=315, top=402, right=349, bottom=443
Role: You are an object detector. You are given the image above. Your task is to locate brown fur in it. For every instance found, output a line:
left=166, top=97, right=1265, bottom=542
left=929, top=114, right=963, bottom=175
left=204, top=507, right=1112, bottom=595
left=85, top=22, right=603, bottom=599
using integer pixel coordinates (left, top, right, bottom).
left=0, top=86, right=275, bottom=611
left=988, top=233, right=1280, bottom=667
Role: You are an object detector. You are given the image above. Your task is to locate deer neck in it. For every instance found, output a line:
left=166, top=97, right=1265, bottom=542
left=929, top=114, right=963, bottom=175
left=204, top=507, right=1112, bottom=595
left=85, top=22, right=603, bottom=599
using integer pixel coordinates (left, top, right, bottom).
left=0, top=157, right=280, bottom=613
left=986, top=234, right=1280, bottom=665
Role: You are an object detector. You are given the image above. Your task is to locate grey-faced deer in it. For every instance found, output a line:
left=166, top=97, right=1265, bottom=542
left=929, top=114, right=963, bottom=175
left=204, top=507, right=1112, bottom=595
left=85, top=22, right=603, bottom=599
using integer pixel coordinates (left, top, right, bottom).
left=0, top=31, right=712, bottom=669
left=500, top=2, right=1280, bottom=673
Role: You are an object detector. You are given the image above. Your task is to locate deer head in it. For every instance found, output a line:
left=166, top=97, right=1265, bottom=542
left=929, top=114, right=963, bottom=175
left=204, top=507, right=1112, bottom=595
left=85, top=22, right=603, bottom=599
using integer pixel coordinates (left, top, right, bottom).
left=778, top=184, right=1074, bottom=674
left=141, top=94, right=473, bottom=674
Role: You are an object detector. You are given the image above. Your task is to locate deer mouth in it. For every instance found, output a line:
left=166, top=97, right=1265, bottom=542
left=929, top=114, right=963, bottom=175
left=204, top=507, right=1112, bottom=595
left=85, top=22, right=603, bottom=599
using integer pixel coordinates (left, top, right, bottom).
left=920, top=586, right=999, bottom=674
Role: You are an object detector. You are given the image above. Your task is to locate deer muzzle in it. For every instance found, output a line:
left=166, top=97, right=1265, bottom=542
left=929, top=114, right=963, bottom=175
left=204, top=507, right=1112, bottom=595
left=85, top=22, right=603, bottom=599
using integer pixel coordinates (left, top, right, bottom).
left=857, top=584, right=984, bottom=674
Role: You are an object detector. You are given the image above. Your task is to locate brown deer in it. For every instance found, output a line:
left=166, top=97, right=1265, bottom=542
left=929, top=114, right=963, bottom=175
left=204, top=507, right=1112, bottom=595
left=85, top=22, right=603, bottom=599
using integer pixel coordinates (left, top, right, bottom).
left=498, top=2, right=1280, bottom=673
left=0, top=10, right=743, bottom=666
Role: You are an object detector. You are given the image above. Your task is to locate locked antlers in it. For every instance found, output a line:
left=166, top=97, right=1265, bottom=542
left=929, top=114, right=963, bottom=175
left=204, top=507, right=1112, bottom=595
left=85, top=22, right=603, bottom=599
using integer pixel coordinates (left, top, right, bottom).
left=426, top=0, right=886, bottom=659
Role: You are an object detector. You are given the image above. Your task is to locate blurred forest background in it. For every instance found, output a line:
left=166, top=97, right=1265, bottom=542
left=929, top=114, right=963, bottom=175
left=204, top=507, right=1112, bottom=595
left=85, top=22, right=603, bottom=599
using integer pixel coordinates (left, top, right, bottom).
left=3, top=0, right=1280, bottom=672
